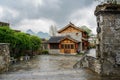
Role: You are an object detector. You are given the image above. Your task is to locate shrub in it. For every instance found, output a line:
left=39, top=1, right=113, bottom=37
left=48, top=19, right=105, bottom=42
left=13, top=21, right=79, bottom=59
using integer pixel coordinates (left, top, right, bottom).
left=0, top=26, right=41, bottom=58
left=77, top=53, right=84, bottom=55
left=42, top=50, right=49, bottom=55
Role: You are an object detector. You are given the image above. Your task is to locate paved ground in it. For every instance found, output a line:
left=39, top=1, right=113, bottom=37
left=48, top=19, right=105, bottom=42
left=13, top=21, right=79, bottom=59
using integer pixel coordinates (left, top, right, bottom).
left=87, top=49, right=96, bottom=57
left=0, top=55, right=119, bottom=80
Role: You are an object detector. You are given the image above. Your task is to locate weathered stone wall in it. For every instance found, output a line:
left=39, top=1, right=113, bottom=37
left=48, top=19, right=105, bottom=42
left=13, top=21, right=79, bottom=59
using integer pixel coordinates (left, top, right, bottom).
left=73, top=55, right=102, bottom=74
left=0, top=43, right=10, bottom=73
left=49, top=49, right=60, bottom=54
left=95, top=4, right=120, bottom=76
left=75, top=4, right=120, bottom=77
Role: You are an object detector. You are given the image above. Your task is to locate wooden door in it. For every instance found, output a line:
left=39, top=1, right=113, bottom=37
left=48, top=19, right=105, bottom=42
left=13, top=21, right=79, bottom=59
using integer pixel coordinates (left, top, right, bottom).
left=60, top=38, right=77, bottom=54
left=60, top=44, right=75, bottom=54
left=64, top=49, right=71, bottom=54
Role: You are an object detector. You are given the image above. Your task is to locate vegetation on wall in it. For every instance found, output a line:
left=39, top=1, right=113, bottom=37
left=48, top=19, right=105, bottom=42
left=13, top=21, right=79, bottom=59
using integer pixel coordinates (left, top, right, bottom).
left=0, top=26, right=41, bottom=58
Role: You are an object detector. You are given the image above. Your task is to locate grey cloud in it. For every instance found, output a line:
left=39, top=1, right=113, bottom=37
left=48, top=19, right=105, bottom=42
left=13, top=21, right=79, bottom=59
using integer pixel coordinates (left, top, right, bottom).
left=37, top=0, right=94, bottom=26
left=0, top=0, right=95, bottom=32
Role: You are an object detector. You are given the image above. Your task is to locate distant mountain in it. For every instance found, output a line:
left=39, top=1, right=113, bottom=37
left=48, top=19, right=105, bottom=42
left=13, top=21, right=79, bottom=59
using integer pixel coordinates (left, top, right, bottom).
left=26, top=29, right=35, bottom=35
left=26, top=29, right=50, bottom=39
left=37, top=31, right=50, bottom=39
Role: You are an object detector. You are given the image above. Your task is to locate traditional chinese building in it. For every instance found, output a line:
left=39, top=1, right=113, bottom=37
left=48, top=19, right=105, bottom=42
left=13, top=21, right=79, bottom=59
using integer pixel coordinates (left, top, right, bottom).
left=0, top=22, right=9, bottom=27
left=48, top=23, right=89, bottom=55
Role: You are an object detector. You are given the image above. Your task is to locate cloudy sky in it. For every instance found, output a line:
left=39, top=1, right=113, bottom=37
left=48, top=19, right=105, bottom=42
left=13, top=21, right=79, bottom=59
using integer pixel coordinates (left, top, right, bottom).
left=0, top=0, right=100, bottom=34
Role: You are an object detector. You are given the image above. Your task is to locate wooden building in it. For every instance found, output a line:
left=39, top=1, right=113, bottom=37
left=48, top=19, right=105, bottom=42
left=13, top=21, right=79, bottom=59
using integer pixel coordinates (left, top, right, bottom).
left=48, top=23, right=89, bottom=55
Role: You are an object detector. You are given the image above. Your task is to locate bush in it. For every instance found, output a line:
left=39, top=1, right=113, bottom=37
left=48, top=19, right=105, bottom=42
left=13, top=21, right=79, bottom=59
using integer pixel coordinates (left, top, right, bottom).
left=0, top=26, right=41, bottom=58
left=77, top=53, right=84, bottom=55
left=42, top=50, right=49, bottom=55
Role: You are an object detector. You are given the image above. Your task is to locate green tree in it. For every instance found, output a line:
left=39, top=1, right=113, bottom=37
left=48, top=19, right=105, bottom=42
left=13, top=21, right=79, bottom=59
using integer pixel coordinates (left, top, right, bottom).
left=80, top=26, right=92, bottom=36
left=30, top=35, right=41, bottom=51
left=14, top=32, right=31, bottom=57
left=0, top=27, right=19, bottom=57
left=0, top=26, right=41, bottom=58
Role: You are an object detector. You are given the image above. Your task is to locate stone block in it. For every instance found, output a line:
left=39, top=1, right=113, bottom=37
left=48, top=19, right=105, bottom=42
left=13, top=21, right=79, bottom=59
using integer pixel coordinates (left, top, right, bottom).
left=0, top=43, right=10, bottom=73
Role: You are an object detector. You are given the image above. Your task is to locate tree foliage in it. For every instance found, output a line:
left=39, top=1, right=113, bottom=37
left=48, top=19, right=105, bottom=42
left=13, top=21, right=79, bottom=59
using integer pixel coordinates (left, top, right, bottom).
left=0, top=26, right=41, bottom=58
left=30, top=35, right=41, bottom=51
left=80, top=26, right=92, bottom=34
left=80, top=26, right=93, bottom=37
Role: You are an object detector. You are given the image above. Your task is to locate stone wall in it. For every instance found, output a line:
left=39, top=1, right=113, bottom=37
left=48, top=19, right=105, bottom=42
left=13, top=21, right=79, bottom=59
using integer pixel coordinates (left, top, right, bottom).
left=49, top=49, right=60, bottom=54
left=95, top=4, right=120, bottom=76
left=75, top=4, right=120, bottom=77
left=73, top=55, right=102, bottom=74
left=0, top=43, right=10, bottom=73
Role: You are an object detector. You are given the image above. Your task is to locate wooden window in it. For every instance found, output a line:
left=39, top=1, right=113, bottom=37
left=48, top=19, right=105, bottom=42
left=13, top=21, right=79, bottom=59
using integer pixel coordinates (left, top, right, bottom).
left=71, top=44, right=74, bottom=49
left=65, top=44, right=67, bottom=49
left=61, top=44, right=64, bottom=49
left=76, top=33, right=78, bottom=36
left=68, top=45, right=70, bottom=49
left=50, top=44, right=59, bottom=49
left=61, top=44, right=75, bottom=49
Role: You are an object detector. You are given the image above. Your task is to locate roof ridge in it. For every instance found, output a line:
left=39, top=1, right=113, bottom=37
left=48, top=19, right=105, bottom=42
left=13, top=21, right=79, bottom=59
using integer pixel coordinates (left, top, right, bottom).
left=58, top=23, right=84, bottom=33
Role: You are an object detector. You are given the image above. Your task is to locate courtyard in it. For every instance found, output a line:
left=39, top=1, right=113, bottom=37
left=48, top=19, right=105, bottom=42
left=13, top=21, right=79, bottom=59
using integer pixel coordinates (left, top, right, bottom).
left=0, top=55, right=118, bottom=80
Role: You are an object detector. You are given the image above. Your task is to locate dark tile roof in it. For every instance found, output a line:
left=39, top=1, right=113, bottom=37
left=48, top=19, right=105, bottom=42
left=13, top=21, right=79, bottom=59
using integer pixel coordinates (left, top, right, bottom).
left=0, top=22, right=9, bottom=26
left=0, top=22, right=9, bottom=24
left=48, top=36, right=79, bottom=43
left=48, top=36, right=65, bottom=43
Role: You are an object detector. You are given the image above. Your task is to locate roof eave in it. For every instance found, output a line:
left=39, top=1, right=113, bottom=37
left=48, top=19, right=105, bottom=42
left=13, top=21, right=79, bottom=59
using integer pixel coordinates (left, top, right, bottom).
left=58, top=23, right=84, bottom=33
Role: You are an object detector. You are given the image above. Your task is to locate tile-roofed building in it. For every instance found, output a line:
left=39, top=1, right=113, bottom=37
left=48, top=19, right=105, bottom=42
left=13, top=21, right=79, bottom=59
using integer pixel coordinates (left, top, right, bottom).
left=0, top=22, right=9, bottom=27
left=48, top=36, right=65, bottom=43
left=48, top=22, right=89, bottom=55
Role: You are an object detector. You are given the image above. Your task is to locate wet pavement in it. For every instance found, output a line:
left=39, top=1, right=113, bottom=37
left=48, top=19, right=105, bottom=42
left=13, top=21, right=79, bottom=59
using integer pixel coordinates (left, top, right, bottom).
left=87, top=49, right=96, bottom=58
left=0, top=55, right=119, bottom=80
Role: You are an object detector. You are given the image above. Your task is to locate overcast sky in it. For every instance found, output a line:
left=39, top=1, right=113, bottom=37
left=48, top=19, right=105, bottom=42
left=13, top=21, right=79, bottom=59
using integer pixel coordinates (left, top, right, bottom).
left=0, top=0, right=100, bottom=34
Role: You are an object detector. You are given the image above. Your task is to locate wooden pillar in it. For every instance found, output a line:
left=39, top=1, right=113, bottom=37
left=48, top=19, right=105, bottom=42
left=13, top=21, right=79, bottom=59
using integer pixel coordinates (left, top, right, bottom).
left=76, top=44, right=78, bottom=49
left=48, top=44, right=50, bottom=49
left=59, top=44, right=61, bottom=49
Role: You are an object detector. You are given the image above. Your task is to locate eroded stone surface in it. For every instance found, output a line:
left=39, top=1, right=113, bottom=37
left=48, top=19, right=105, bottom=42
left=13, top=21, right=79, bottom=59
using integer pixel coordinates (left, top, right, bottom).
left=75, top=4, right=120, bottom=77
left=95, top=4, right=120, bottom=76
left=0, top=43, right=10, bottom=73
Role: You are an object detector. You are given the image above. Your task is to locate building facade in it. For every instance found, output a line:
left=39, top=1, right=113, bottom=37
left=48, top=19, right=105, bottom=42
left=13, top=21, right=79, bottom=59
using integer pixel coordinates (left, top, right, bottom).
left=48, top=23, right=89, bottom=55
left=0, top=22, right=9, bottom=27
left=88, top=34, right=97, bottom=48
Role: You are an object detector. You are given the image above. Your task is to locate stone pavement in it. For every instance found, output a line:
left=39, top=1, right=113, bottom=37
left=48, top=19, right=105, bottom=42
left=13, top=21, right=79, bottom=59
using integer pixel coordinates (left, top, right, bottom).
left=0, top=55, right=119, bottom=80
left=0, top=69, right=99, bottom=80
left=87, top=49, right=96, bottom=58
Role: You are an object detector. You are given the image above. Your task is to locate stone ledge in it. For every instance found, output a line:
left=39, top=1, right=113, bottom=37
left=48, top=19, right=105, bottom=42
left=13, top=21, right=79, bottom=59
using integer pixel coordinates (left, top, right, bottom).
left=95, top=4, right=120, bottom=16
left=75, top=55, right=120, bottom=77
left=0, top=43, right=10, bottom=73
